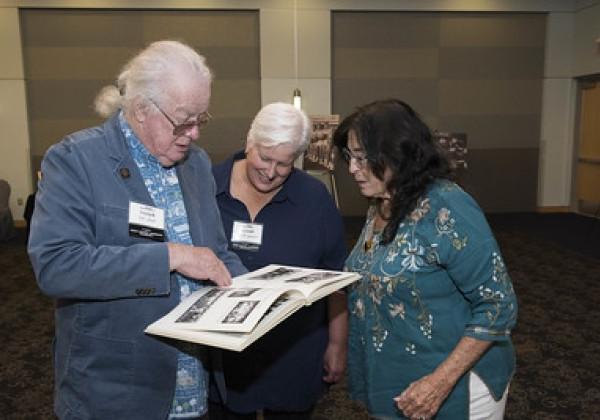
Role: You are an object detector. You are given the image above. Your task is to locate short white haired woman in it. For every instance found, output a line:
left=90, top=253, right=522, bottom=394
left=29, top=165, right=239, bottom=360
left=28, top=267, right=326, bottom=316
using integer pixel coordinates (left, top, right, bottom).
left=209, top=102, right=348, bottom=420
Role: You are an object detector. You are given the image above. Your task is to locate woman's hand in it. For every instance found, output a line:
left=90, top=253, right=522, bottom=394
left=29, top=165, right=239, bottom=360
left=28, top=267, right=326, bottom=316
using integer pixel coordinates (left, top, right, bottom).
left=394, top=336, right=493, bottom=419
left=322, top=340, right=347, bottom=383
left=393, top=372, right=452, bottom=419
left=323, top=291, right=348, bottom=383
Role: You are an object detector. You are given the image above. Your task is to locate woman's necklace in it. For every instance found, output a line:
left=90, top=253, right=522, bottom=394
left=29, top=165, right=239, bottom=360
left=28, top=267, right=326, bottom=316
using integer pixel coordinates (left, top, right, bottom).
left=363, top=220, right=375, bottom=252
left=364, top=202, right=391, bottom=252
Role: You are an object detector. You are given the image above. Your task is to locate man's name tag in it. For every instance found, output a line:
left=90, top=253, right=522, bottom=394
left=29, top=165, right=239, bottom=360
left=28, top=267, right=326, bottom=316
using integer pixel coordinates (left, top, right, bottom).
left=128, top=201, right=166, bottom=242
left=231, top=220, right=263, bottom=251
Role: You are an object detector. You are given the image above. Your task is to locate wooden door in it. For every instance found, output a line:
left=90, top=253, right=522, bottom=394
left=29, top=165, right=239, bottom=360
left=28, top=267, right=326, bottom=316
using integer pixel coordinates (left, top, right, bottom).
left=576, top=81, right=600, bottom=214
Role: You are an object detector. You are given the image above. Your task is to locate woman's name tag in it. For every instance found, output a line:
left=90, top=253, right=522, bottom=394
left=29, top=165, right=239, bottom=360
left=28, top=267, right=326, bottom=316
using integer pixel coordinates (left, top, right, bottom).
left=231, top=220, right=263, bottom=251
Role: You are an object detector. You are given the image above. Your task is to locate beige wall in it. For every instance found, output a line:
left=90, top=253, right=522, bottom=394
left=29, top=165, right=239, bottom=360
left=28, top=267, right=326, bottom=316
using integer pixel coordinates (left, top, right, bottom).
left=539, top=12, right=577, bottom=208
left=573, top=1, right=600, bottom=76
left=0, top=8, right=31, bottom=223
left=260, top=6, right=331, bottom=115
left=1, top=0, right=600, bottom=221
left=20, top=9, right=261, bottom=170
left=537, top=1, right=600, bottom=209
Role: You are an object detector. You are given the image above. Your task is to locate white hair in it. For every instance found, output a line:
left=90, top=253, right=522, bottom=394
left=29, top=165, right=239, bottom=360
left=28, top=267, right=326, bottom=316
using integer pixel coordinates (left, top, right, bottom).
left=94, top=40, right=212, bottom=117
left=247, top=102, right=312, bottom=155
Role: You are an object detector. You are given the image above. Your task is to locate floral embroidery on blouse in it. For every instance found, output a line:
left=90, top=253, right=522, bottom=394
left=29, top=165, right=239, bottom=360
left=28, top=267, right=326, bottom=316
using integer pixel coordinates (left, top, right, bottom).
left=468, top=252, right=516, bottom=336
left=347, top=182, right=516, bottom=355
left=409, top=198, right=431, bottom=223
left=346, top=182, right=517, bottom=418
left=399, top=237, right=429, bottom=272
left=435, top=207, right=468, bottom=250
left=351, top=273, right=402, bottom=351
left=350, top=198, right=441, bottom=352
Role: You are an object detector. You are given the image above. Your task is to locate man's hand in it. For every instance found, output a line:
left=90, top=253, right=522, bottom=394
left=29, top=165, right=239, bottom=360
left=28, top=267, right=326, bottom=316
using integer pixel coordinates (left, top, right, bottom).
left=167, top=243, right=232, bottom=287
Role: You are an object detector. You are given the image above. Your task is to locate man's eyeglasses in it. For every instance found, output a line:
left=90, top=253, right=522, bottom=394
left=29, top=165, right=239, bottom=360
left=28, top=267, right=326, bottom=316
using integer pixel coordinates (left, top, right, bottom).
left=149, top=98, right=211, bottom=136
left=341, top=147, right=368, bottom=169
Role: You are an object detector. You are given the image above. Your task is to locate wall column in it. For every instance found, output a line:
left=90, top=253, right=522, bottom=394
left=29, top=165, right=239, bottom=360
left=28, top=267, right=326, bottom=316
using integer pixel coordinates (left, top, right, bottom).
left=538, top=12, right=577, bottom=210
left=0, top=7, right=32, bottom=224
left=259, top=3, right=331, bottom=115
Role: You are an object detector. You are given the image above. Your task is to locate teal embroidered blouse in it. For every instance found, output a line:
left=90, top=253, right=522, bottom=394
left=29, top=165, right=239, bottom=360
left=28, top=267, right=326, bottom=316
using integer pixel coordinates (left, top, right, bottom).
left=346, top=181, right=517, bottom=419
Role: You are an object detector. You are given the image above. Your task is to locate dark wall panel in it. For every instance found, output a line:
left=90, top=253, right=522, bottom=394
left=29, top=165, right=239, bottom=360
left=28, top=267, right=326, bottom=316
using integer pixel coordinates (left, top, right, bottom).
left=20, top=9, right=260, bottom=179
left=332, top=11, right=546, bottom=215
left=462, top=148, right=539, bottom=213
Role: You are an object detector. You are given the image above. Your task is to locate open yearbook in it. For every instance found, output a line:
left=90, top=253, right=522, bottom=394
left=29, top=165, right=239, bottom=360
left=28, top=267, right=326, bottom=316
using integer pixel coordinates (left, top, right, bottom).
left=145, top=265, right=360, bottom=352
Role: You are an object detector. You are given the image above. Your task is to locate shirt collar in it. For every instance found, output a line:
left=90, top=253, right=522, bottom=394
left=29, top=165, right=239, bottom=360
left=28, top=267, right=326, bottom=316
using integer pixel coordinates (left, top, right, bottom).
left=214, top=150, right=243, bottom=196
left=118, top=111, right=160, bottom=166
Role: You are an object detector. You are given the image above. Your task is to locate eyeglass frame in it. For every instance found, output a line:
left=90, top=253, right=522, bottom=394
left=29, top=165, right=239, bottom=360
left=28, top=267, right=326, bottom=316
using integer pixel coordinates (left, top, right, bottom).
left=341, top=147, right=369, bottom=169
left=148, top=98, right=212, bottom=136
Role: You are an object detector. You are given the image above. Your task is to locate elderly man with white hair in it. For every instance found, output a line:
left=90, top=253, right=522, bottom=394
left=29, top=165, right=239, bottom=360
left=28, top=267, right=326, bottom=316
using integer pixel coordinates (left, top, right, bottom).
left=28, top=40, right=245, bottom=420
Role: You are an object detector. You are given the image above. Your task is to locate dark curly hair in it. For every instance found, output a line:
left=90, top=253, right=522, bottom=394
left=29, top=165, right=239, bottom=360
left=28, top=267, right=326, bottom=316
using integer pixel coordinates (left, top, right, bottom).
left=334, top=99, right=453, bottom=245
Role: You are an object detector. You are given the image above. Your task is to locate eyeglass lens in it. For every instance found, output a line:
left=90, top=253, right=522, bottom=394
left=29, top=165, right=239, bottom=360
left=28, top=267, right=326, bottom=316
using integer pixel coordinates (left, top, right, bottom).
left=343, top=148, right=367, bottom=168
left=150, top=98, right=211, bottom=136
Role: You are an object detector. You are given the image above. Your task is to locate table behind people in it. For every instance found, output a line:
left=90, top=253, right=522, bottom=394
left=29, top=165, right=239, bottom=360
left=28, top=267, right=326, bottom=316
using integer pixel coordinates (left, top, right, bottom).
left=27, top=40, right=245, bottom=420
left=210, top=102, right=348, bottom=420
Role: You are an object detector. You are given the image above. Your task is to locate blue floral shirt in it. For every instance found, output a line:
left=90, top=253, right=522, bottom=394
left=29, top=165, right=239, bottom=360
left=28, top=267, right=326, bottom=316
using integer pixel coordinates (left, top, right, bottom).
left=119, top=113, right=207, bottom=418
left=345, top=180, right=517, bottom=419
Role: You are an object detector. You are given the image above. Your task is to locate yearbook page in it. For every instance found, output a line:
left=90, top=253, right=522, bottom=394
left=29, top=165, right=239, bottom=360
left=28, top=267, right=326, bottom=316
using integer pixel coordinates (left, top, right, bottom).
left=145, top=265, right=360, bottom=351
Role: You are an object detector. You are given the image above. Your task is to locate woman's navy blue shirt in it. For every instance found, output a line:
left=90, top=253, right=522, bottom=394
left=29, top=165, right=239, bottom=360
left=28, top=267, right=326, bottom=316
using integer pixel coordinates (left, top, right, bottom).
left=211, top=151, right=347, bottom=412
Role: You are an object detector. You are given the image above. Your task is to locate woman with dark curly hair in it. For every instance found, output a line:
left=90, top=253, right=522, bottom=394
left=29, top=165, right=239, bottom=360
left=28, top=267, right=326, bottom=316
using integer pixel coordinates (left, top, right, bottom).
left=334, top=99, right=518, bottom=420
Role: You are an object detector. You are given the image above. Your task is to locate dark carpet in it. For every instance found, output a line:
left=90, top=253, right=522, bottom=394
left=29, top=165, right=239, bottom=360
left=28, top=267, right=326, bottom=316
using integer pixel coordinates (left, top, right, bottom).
left=1, top=213, right=599, bottom=419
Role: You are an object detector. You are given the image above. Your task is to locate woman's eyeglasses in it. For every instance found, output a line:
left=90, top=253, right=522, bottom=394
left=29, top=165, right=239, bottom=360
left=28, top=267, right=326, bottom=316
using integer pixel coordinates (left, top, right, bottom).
left=149, top=98, right=211, bottom=136
left=341, top=147, right=368, bottom=169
